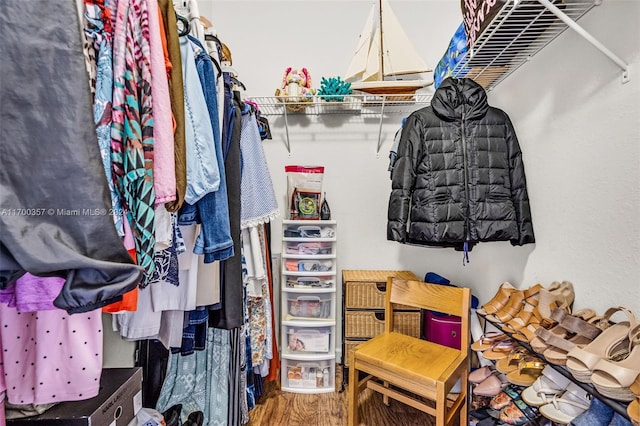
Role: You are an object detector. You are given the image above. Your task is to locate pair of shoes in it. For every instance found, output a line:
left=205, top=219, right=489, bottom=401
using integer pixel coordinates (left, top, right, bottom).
left=471, top=366, right=510, bottom=397
left=542, top=315, right=611, bottom=365
left=471, top=331, right=509, bottom=352
left=490, top=385, right=540, bottom=425
left=486, top=284, right=543, bottom=324
left=482, top=339, right=518, bottom=360
left=470, top=366, right=494, bottom=384
left=528, top=308, right=595, bottom=354
left=162, top=404, right=182, bottom=426
left=590, top=323, right=640, bottom=401
left=566, top=307, right=637, bottom=384
left=505, top=356, right=545, bottom=387
left=477, top=282, right=517, bottom=316
left=495, top=347, right=532, bottom=374
left=473, top=374, right=507, bottom=397
left=538, top=382, right=591, bottom=424
left=498, top=397, right=540, bottom=425
left=511, top=304, right=578, bottom=347
left=521, top=364, right=572, bottom=407
left=537, top=281, right=575, bottom=320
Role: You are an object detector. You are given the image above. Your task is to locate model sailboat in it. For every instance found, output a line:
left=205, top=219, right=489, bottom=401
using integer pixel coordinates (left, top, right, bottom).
left=345, top=0, right=433, bottom=95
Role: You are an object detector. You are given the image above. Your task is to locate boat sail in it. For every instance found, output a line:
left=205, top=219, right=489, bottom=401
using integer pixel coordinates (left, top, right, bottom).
left=345, top=0, right=433, bottom=95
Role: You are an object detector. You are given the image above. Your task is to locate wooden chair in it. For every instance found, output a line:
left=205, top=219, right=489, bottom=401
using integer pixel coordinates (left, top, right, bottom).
left=348, top=277, right=471, bottom=426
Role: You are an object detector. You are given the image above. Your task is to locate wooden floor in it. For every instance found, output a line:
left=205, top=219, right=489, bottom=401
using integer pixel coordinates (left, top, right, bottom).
left=247, top=366, right=438, bottom=426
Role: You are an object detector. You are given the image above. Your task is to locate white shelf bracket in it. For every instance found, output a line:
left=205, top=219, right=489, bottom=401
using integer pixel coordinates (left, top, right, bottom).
left=282, top=106, right=292, bottom=156
left=536, top=0, right=630, bottom=84
left=375, top=96, right=387, bottom=157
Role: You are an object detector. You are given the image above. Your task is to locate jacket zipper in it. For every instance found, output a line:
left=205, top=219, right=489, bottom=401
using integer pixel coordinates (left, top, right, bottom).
left=461, top=112, right=470, bottom=263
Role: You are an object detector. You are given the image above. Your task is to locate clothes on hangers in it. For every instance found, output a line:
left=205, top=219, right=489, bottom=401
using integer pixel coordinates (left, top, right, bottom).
left=2, top=0, right=280, bottom=418
left=148, top=0, right=177, bottom=205
left=159, top=0, right=187, bottom=212
left=110, top=0, right=157, bottom=284
left=0, top=0, right=142, bottom=313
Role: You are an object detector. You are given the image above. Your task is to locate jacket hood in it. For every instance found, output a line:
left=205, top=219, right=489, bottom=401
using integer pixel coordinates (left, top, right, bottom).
left=431, top=77, right=489, bottom=121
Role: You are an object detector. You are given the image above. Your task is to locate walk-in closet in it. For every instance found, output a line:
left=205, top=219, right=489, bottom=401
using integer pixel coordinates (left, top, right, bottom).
left=1, top=0, right=638, bottom=425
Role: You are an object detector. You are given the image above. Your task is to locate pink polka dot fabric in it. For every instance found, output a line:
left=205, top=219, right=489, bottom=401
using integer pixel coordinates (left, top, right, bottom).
left=0, top=305, right=102, bottom=405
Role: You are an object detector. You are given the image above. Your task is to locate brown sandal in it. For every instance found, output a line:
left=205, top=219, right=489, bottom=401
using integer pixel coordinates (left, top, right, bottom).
left=477, top=282, right=517, bottom=315
left=488, top=291, right=525, bottom=323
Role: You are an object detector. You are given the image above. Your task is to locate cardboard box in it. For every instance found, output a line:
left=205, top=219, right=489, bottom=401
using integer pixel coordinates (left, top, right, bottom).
left=8, top=368, right=143, bottom=426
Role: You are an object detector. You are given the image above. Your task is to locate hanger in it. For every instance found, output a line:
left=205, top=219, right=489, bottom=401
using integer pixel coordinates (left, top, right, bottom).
left=176, top=13, right=190, bottom=37
left=204, top=33, right=222, bottom=48
left=221, top=62, right=239, bottom=78
left=230, top=75, right=246, bottom=91
left=203, top=34, right=223, bottom=79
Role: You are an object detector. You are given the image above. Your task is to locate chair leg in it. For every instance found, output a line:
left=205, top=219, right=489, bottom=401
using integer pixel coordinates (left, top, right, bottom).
left=460, top=395, right=468, bottom=426
left=383, top=380, right=390, bottom=406
left=348, top=362, right=359, bottom=426
left=460, top=370, right=469, bottom=426
left=435, top=382, right=446, bottom=426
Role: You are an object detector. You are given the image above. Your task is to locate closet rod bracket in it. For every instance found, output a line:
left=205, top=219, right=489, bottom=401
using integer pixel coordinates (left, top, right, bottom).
left=535, top=0, right=630, bottom=84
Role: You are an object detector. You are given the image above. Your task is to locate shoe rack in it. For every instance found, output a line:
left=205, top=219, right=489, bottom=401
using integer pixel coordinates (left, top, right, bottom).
left=477, top=312, right=632, bottom=421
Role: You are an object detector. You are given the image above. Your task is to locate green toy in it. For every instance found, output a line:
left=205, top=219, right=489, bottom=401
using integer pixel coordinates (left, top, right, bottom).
left=317, top=76, right=352, bottom=102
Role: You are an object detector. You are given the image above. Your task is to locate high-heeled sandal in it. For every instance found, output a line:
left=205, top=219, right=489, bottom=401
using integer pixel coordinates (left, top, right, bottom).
left=527, top=308, right=585, bottom=353
left=590, top=323, right=640, bottom=401
left=542, top=313, right=608, bottom=365
left=487, top=290, right=526, bottom=324
left=477, top=282, right=517, bottom=316
left=537, top=281, right=575, bottom=321
left=566, top=307, right=637, bottom=383
left=500, top=284, right=544, bottom=333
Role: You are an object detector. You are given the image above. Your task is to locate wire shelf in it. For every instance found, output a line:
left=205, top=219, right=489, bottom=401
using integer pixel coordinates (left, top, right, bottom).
left=248, top=94, right=433, bottom=117
left=452, top=0, right=597, bottom=89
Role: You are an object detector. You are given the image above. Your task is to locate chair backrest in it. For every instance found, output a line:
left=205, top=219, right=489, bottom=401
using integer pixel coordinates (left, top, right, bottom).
left=385, top=277, right=471, bottom=350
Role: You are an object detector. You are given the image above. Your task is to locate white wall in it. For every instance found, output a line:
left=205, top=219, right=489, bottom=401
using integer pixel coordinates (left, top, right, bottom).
left=489, top=0, right=640, bottom=315
left=104, top=0, right=640, bottom=365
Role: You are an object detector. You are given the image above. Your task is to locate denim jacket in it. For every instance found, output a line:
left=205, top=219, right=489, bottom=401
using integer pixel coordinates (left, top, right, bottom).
left=177, top=36, right=233, bottom=262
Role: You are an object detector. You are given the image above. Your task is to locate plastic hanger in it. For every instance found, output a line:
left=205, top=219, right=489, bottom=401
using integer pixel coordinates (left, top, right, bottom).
left=176, top=13, right=190, bottom=37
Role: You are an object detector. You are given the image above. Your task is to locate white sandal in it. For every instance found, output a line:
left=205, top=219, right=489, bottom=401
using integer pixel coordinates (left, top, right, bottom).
left=539, top=382, right=591, bottom=424
left=521, top=365, right=572, bottom=406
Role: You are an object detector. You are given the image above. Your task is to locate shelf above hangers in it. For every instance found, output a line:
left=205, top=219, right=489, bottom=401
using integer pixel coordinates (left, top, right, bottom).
left=451, top=0, right=630, bottom=90
left=247, top=94, right=433, bottom=155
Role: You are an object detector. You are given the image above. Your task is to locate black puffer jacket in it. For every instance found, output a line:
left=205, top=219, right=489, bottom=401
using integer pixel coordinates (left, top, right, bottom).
left=387, top=78, right=535, bottom=248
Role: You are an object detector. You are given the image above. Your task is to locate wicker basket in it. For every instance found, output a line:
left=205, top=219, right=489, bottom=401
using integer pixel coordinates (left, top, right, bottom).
left=343, top=270, right=420, bottom=310
left=345, top=281, right=415, bottom=310
left=343, top=339, right=367, bottom=367
left=345, top=311, right=421, bottom=338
